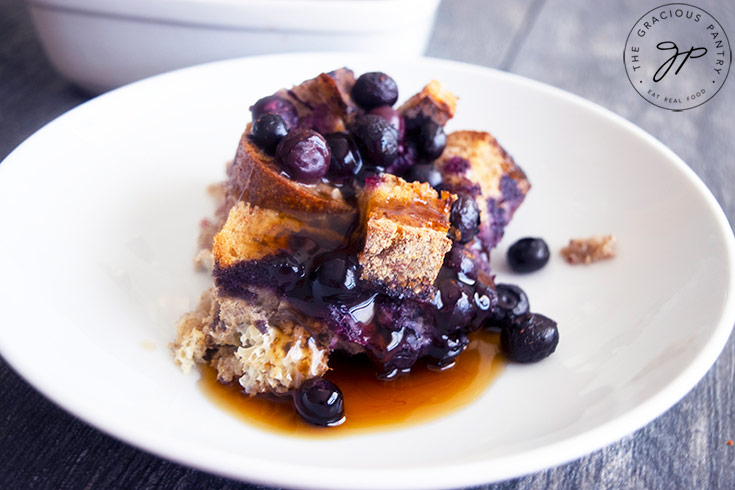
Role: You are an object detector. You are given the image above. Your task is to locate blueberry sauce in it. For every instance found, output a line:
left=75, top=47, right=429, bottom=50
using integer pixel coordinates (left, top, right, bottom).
left=231, top=71, right=535, bottom=384
left=214, top=201, right=497, bottom=378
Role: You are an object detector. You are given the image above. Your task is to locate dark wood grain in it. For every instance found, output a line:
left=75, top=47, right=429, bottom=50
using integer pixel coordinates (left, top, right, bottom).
left=1, top=0, right=734, bottom=488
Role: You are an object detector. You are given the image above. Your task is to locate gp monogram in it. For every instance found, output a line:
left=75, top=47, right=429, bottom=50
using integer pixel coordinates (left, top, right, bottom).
left=624, top=3, right=731, bottom=111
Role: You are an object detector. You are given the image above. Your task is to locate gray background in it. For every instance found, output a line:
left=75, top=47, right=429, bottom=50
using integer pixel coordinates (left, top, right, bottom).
left=1, top=0, right=734, bottom=488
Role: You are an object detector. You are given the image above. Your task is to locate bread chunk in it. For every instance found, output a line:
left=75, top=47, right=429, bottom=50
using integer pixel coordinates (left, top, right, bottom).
left=277, top=68, right=357, bottom=134
left=226, top=130, right=354, bottom=215
left=172, top=288, right=330, bottom=395
left=213, top=202, right=306, bottom=267
left=397, top=80, right=458, bottom=126
left=212, top=201, right=348, bottom=268
left=561, top=235, right=617, bottom=264
left=358, top=174, right=454, bottom=297
left=436, top=131, right=530, bottom=250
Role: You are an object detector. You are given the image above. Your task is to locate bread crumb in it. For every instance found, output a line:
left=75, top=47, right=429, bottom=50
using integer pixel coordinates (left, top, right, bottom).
left=561, top=235, right=616, bottom=264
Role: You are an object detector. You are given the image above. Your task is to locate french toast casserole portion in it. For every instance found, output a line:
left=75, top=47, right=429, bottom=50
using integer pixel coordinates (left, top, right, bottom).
left=173, top=68, right=529, bottom=418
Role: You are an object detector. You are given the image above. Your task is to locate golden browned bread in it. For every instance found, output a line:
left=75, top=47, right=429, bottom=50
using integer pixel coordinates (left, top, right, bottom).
left=397, top=80, right=458, bottom=126
left=225, top=127, right=354, bottom=215
left=358, top=174, right=455, bottom=297
left=213, top=202, right=306, bottom=267
left=212, top=201, right=346, bottom=268
left=436, top=130, right=530, bottom=249
left=439, top=131, right=529, bottom=197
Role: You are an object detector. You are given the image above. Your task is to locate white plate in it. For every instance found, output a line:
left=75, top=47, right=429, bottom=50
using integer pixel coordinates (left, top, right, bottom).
left=1, top=53, right=733, bottom=489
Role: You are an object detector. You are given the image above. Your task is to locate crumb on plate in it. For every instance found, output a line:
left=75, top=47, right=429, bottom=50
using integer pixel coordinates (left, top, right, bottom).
left=561, top=234, right=616, bottom=264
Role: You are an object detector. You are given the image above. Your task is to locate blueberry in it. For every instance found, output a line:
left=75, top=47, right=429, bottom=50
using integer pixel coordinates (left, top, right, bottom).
left=474, top=288, right=494, bottom=312
left=443, top=246, right=478, bottom=284
left=470, top=282, right=497, bottom=328
left=351, top=115, right=399, bottom=168
left=264, top=253, right=304, bottom=292
left=416, top=120, right=446, bottom=160
left=487, top=283, right=530, bottom=327
left=386, top=140, right=417, bottom=175
left=450, top=194, right=480, bottom=244
left=437, top=279, right=476, bottom=328
left=276, top=129, right=331, bottom=183
left=507, top=237, right=550, bottom=273
left=250, top=113, right=288, bottom=154
left=294, top=377, right=345, bottom=426
left=351, top=72, right=399, bottom=110
left=312, top=256, right=359, bottom=302
left=325, top=132, right=362, bottom=182
left=250, top=95, right=298, bottom=129
left=368, top=105, right=404, bottom=138
left=500, top=313, right=559, bottom=363
left=404, top=163, right=443, bottom=189
left=425, top=333, right=469, bottom=368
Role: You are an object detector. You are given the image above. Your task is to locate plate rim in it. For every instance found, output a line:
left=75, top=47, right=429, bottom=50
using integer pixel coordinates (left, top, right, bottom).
left=1, top=51, right=734, bottom=489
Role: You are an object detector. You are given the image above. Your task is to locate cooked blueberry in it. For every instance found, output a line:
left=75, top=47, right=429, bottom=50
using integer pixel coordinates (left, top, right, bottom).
left=443, top=246, right=478, bottom=284
left=294, top=377, right=344, bottom=426
left=378, top=329, right=420, bottom=377
left=250, top=113, right=288, bottom=154
left=312, top=256, right=359, bottom=302
left=250, top=95, right=298, bottom=129
left=470, top=282, right=497, bottom=328
left=325, top=132, right=362, bottom=182
left=386, top=140, right=417, bottom=175
left=500, top=313, right=559, bottom=363
left=276, top=129, right=330, bottom=183
left=474, top=289, right=493, bottom=311
left=507, top=237, right=550, bottom=273
left=416, top=120, right=446, bottom=160
left=351, top=72, right=399, bottom=110
left=369, top=105, right=404, bottom=138
left=404, top=163, right=443, bottom=189
left=450, top=194, right=480, bottom=244
left=351, top=115, right=399, bottom=167
left=437, top=279, right=476, bottom=328
left=426, top=333, right=469, bottom=368
left=487, top=283, right=530, bottom=327
left=264, top=253, right=304, bottom=292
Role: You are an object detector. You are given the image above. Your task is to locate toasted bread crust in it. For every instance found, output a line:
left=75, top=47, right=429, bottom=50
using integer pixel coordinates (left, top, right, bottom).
left=358, top=174, right=454, bottom=296
left=398, top=80, right=458, bottom=126
left=226, top=128, right=353, bottom=215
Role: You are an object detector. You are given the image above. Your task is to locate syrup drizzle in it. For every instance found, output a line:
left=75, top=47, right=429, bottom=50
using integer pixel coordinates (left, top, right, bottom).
left=199, top=331, right=504, bottom=437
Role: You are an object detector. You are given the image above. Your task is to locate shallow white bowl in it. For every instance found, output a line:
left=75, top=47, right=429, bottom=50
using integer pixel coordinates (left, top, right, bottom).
left=0, top=53, right=734, bottom=489
left=26, top=0, right=440, bottom=92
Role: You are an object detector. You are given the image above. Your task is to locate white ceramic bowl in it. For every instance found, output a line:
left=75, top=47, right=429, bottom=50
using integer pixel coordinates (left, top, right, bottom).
left=1, top=53, right=734, bottom=489
left=26, top=0, right=440, bottom=93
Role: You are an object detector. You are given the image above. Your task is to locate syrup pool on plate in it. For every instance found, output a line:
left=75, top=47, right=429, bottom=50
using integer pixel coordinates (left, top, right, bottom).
left=199, top=331, right=504, bottom=436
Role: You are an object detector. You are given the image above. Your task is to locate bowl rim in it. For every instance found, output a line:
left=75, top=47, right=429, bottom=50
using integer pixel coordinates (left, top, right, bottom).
left=27, top=0, right=441, bottom=31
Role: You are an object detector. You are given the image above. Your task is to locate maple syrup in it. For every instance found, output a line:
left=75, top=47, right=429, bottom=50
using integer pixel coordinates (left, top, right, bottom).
left=199, top=331, right=504, bottom=437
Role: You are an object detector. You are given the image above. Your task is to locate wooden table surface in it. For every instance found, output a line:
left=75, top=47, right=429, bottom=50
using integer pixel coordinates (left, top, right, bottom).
left=1, top=1, right=734, bottom=488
